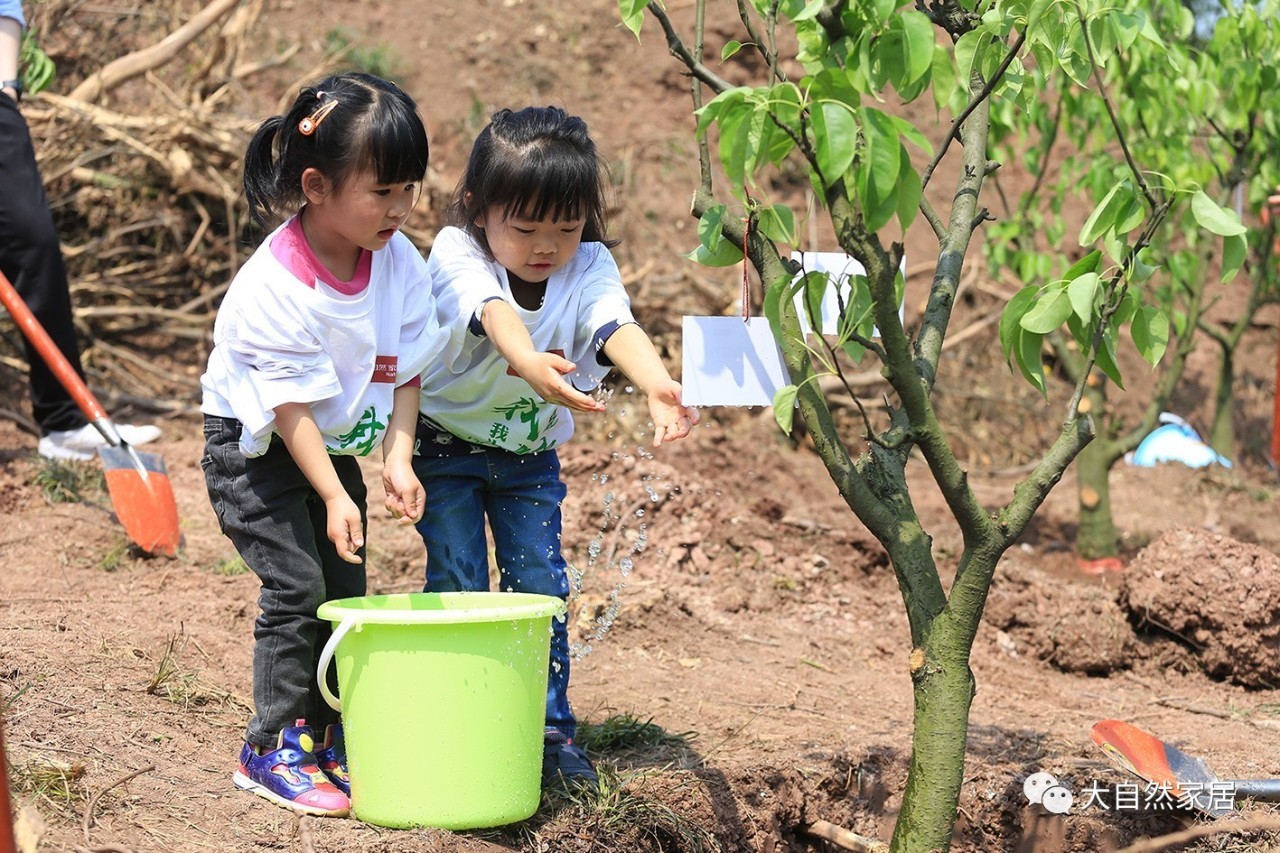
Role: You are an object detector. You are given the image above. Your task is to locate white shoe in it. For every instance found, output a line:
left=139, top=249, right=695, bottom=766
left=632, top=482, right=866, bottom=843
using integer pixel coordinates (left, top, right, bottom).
left=38, top=422, right=163, bottom=462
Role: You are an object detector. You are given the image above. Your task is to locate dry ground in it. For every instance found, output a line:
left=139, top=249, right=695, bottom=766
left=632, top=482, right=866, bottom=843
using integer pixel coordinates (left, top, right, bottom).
left=3, top=1, right=1280, bottom=852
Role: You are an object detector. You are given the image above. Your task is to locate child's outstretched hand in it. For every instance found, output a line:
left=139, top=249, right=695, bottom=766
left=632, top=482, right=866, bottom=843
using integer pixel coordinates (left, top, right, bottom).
left=647, top=379, right=699, bottom=447
left=325, top=493, right=365, bottom=564
left=511, top=350, right=607, bottom=414
left=383, top=458, right=425, bottom=524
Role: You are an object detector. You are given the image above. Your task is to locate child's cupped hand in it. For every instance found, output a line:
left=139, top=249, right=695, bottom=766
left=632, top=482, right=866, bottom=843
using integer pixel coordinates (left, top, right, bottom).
left=647, top=379, right=699, bottom=447
left=512, top=350, right=606, bottom=414
left=382, top=459, right=425, bottom=525
left=325, top=493, right=366, bottom=564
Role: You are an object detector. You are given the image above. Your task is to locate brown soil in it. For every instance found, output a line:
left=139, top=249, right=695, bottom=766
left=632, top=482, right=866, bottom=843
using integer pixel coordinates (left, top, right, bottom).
left=3, top=2, right=1280, bottom=853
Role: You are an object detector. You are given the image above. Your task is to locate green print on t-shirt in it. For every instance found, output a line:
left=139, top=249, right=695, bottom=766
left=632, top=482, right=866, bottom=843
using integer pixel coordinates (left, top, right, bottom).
left=335, top=406, right=385, bottom=456
left=491, top=397, right=560, bottom=453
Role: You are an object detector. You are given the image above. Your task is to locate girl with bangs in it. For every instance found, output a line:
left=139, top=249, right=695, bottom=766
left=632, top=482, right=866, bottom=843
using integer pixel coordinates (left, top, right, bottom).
left=414, top=106, right=698, bottom=790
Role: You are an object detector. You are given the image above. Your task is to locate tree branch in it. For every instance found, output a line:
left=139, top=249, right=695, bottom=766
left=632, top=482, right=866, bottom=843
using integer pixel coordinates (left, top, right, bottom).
left=1075, top=0, right=1157, bottom=208
left=920, top=28, right=1026, bottom=192
left=649, top=2, right=735, bottom=94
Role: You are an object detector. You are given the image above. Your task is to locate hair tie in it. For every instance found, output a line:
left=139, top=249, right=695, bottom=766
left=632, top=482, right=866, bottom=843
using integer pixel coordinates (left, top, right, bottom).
left=299, top=92, right=339, bottom=136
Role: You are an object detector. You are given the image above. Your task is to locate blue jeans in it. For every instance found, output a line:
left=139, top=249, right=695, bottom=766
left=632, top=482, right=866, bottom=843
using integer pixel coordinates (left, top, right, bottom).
left=201, top=415, right=368, bottom=748
left=411, top=435, right=575, bottom=738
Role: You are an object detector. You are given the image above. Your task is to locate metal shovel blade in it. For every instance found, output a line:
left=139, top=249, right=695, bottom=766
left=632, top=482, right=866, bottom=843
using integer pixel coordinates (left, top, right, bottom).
left=0, top=269, right=181, bottom=556
left=1091, top=719, right=1280, bottom=818
left=99, top=443, right=181, bottom=557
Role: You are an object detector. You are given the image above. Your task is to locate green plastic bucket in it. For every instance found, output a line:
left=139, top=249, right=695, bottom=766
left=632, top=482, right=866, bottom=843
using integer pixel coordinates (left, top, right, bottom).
left=316, top=591, right=566, bottom=829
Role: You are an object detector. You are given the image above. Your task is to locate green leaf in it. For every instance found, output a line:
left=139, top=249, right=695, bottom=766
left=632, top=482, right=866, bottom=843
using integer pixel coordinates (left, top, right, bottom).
left=685, top=242, right=744, bottom=268
left=1079, top=179, right=1131, bottom=245
left=812, top=101, right=859, bottom=184
left=19, top=33, right=56, bottom=96
left=773, top=385, right=799, bottom=433
left=895, top=157, right=922, bottom=232
left=1130, top=305, right=1169, bottom=368
left=722, top=40, right=744, bottom=61
left=1220, top=233, right=1246, bottom=283
left=758, top=204, right=797, bottom=245
left=1190, top=190, right=1247, bottom=236
left=1130, top=247, right=1159, bottom=283
left=1014, top=329, right=1047, bottom=397
left=889, top=114, right=933, bottom=156
left=1063, top=249, right=1103, bottom=280
left=619, top=0, right=648, bottom=38
left=900, top=11, right=936, bottom=87
left=1020, top=286, right=1072, bottom=334
left=954, top=29, right=992, bottom=84
left=1000, top=285, right=1039, bottom=361
left=790, top=0, right=825, bottom=22
left=931, top=47, right=957, bottom=113
left=1066, top=272, right=1099, bottom=324
left=802, top=271, right=828, bottom=332
left=697, top=205, right=729, bottom=252
left=1094, top=327, right=1124, bottom=389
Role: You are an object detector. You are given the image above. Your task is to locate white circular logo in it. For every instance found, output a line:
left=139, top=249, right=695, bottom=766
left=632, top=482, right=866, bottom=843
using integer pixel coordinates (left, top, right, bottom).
left=1041, top=784, right=1074, bottom=814
left=1023, top=771, right=1059, bottom=804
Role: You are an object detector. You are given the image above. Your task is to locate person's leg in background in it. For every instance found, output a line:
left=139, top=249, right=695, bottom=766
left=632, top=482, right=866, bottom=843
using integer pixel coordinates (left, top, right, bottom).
left=0, top=94, right=160, bottom=459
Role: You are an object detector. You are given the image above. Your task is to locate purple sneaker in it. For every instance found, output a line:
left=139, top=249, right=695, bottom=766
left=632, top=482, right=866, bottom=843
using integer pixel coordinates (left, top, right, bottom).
left=232, top=720, right=350, bottom=817
left=314, top=723, right=350, bottom=796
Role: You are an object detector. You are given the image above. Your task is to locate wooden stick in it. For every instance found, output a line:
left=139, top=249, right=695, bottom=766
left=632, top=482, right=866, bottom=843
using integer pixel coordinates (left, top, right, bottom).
left=801, top=819, right=890, bottom=852
left=79, top=764, right=155, bottom=847
left=69, top=0, right=243, bottom=102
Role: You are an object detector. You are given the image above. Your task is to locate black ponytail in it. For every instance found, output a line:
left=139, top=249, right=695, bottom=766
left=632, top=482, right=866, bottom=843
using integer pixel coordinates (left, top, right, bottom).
left=241, top=72, right=429, bottom=230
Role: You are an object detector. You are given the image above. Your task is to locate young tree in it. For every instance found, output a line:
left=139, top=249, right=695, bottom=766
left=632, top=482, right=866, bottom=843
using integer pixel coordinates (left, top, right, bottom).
left=985, top=0, right=1280, bottom=563
left=619, top=0, right=1250, bottom=848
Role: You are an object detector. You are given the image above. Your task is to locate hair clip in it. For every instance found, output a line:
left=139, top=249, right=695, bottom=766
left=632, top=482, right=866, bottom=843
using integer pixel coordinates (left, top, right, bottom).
left=298, top=93, right=339, bottom=136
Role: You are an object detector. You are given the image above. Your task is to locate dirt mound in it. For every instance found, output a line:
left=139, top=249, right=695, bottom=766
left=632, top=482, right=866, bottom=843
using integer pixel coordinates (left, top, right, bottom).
left=985, top=562, right=1135, bottom=675
left=1121, top=527, right=1280, bottom=689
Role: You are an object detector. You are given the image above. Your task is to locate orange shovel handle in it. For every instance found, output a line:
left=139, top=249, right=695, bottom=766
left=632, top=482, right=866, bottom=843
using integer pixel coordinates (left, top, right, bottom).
left=0, top=713, right=15, bottom=853
left=0, top=269, right=109, bottom=425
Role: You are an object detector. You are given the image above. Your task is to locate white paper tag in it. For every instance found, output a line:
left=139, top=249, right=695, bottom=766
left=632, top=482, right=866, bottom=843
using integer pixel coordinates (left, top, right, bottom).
left=680, top=316, right=790, bottom=407
left=790, top=251, right=905, bottom=336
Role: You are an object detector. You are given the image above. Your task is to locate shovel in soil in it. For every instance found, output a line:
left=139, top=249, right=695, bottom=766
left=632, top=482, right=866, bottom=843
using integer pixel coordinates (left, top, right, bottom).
left=0, top=270, right=180, bottom=557
left=1091, top=719, right=1280, bottom=818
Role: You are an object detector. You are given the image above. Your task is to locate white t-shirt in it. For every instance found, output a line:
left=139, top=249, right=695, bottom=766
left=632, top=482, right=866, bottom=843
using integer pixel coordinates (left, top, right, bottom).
left=201, top=216, right=442, bottom=457
left=420, top=226, right=635, bottom=454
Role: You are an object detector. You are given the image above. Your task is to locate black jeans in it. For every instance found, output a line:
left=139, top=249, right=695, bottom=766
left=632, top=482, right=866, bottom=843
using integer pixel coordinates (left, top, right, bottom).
left=0, top=93, right=88, bottom=434
left=201, top=415, right=368, bottom=748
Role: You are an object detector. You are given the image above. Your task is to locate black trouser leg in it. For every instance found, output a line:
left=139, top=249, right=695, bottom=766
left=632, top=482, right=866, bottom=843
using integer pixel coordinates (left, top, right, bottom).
left=0, top=95, right=88, bottom=434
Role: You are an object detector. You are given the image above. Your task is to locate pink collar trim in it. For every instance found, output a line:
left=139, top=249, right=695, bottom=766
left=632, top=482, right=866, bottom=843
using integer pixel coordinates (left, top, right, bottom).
left=270, top=216, right=372, bottom=295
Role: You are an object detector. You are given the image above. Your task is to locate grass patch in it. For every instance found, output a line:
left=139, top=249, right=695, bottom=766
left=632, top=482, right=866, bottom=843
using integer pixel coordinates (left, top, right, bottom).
left=31, top=457, right=103, bottom=504
left=530, top=765, right=720, bottom=852
left=324, top=28, right=402, bottom=79
left=209, top=555, right=249, bottom=577
left=577, top=712, right=696, bottom=755
left=145, top=629, right=250, bottom=712
left=11, top=756, right=87, bottom=807
left=100, top=537, right=130, bottom=572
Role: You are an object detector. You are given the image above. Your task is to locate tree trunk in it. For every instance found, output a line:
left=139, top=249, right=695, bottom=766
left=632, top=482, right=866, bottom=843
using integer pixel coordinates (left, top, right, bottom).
left=890, top=622, right=977, bottom=851
left=1207, top=345, right=1235, bottom=460
left=1075, top=434, right=1119, bottom=561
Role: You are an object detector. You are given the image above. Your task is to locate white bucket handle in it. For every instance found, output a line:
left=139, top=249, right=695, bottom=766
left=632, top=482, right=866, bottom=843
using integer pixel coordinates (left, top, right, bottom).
left=317, top=616, right=359, bottom=713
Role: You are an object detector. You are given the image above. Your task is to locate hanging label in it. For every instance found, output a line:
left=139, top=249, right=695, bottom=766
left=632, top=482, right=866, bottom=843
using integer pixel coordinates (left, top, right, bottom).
left=680, top=316, right=790, bottom=407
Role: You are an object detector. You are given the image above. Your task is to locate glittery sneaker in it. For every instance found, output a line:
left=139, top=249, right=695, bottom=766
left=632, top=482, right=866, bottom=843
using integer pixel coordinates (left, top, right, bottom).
left=314, top=723, right=350, bottom=796
left=232, top=720, right=350, bottom=817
